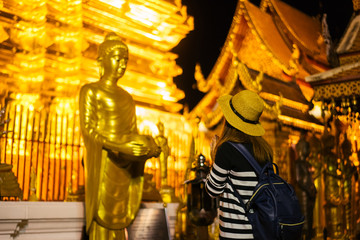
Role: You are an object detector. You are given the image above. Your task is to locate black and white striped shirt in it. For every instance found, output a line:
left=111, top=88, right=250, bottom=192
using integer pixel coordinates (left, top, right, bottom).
left=205, top=142, right=263, bottom=240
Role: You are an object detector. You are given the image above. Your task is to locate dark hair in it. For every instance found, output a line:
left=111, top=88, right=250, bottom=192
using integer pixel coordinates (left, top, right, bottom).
left=213, top=120, right=273, bottom=164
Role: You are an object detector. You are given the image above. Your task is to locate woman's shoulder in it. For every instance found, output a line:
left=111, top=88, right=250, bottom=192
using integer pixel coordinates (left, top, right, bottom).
left=217, top=141, right=254, bottom=171
left=218, top=141, right=252, bottom=154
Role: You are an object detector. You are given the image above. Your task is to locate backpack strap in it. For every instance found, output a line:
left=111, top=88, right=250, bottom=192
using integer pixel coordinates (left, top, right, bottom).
left=226, top=141, right=262, bottom=211
left=226, top=176, right=247, bottom=210
left=228, top=142, right=262, bottom=175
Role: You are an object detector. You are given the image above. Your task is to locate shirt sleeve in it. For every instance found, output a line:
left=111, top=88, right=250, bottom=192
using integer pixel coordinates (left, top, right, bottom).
left=205, top=143, right=231, bottom=198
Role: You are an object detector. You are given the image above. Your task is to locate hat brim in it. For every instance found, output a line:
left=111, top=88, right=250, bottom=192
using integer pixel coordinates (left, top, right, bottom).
left=218, top=95, right=265, bottom=136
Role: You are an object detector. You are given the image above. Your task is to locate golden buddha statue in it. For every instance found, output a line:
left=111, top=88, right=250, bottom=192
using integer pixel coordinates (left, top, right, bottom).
left=155, top=121, right=169, bottom=188
left=79, top=32, right=161, bottom=240
left=28, top=167, right=38, bottom=201
left=308, top=133, right=325, bottom=239
left=155, top=121, right=178, bottom=204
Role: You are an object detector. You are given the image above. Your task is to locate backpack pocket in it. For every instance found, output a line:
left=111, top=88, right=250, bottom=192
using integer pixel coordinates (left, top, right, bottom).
left=278, top=217, right=304, bottom=240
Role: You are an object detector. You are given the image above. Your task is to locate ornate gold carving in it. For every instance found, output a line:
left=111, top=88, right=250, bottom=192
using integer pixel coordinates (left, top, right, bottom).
left=313, top=81, right=360, bottom=101
left=284, top=44, right=300, bottom=78
left=234, top=59, right=263, bottom=93
left=353, top=0, right=360, bottom=11
left=195, top=63, right=213, bottom=93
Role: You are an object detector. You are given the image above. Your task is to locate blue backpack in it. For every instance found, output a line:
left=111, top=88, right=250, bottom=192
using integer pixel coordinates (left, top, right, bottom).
left=228, top=142, right=304, bottom=240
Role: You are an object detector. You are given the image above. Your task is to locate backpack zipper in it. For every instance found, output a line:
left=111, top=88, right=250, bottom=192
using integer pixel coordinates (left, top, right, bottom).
left=246, top=182, right=284, bottom=211
left=280, top=220, right=305, bottom=227
left=248, top=182, right=284, bottom=202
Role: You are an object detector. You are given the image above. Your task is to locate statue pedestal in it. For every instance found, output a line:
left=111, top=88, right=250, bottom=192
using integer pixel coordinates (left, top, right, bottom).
left=0, top=201, right=85, bottom=240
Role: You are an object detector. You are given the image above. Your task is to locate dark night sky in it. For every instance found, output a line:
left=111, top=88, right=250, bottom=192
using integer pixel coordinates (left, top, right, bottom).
left=172, top=0, right=353, bottom=112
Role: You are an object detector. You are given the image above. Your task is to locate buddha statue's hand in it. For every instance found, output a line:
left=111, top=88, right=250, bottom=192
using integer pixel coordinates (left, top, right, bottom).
left=113, top=135, right=160, bottom=161
left=121, top=140, right=152, bottom=157
left=133, top=135, right=161, bottom=157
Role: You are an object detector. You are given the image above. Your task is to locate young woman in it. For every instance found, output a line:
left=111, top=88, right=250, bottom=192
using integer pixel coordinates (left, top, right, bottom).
left=205, top=90, right=273, bottom=240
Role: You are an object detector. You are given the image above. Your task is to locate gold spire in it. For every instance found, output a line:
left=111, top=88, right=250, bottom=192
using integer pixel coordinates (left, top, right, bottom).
left=353, top=0, right=360, bottom=11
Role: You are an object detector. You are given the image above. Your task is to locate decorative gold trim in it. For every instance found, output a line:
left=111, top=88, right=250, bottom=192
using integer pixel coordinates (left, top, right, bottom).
left=195, top=63, right=212, bottom=93
left=259, top=92, right=308, bottom=112
left=278, top=115, right=324, bottom=133
left=219, top=61, right=239, bottom=96
left=313, top=81, right=360, bottom=100
left=353, top=0, right=360, bottom=11
left=262, top=92, right=282, bottom=120
left=235, top=59, right=263, bottom=92
left=203, top=106, right=224, bottom=128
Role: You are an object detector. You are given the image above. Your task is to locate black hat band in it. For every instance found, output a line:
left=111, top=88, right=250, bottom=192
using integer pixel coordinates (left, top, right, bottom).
left=230, top=98, right=259, bottom=124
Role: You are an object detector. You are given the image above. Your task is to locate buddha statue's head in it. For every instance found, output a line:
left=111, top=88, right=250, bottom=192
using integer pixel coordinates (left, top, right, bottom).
left=98, top=32, right=129, bottom=80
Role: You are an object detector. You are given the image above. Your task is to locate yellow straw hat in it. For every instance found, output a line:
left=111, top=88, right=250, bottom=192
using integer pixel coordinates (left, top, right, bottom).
left=218, top=90, right=265, bottom=136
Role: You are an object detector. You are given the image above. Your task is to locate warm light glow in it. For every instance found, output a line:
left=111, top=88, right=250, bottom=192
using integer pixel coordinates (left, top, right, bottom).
left=145, top=160, right=153, bottom=169
left=162, top=95, right=178, bottom=102
left=260, top=92, right=309, bottom=112
left=309, top=101, right=322, bottom=118
left=158, top=90, right=170, bottom=97
left=157, top=82, right=167, bottom=88
left=99, top=0, right=126, bottom=8
left=126, top=3, right=161, bottom=27
left=0, top=0, right=193, bottom=202
left=18, top=74, right=44, bottom=83
left=138, top=120, right=159, bottom=136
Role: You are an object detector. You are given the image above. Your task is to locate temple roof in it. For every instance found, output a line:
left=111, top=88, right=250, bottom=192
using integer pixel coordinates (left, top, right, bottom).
left=305, top=8, right=360, bottom=101
left=337, top=15, right=360, bottom=55
left=190, top=0, right=324, bottom=132
left=240, top=0, right=294, bottom=77
left=268, top=0, right=328, bottom=68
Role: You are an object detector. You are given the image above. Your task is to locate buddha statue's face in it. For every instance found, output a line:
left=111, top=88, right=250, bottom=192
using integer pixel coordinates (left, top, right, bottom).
left=101, top=46, right=128, bottom=81
left=110, top=48, right=128, bottom=79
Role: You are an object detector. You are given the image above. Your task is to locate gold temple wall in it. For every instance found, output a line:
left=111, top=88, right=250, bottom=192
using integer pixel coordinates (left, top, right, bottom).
left=0, top=97, right=193, bottom=201
left=0, top=96, right=85, bottom=201
left=0, top=0, right=195, bottom=201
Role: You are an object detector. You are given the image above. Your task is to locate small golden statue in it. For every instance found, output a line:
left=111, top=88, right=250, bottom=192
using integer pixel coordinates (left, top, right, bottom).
left=308, top=133, right=325, bottom=239
left=79, top=32, right=160, bottom=240
left=154, top=121, right=177, bottom=204
left=155, top=121, right=169, bottom=188
left=28, top=167, right=38, bottom=201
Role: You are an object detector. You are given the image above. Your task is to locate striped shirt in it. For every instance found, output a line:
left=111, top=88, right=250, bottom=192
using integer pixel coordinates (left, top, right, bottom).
left=205, top=142, right=264, bottom=240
